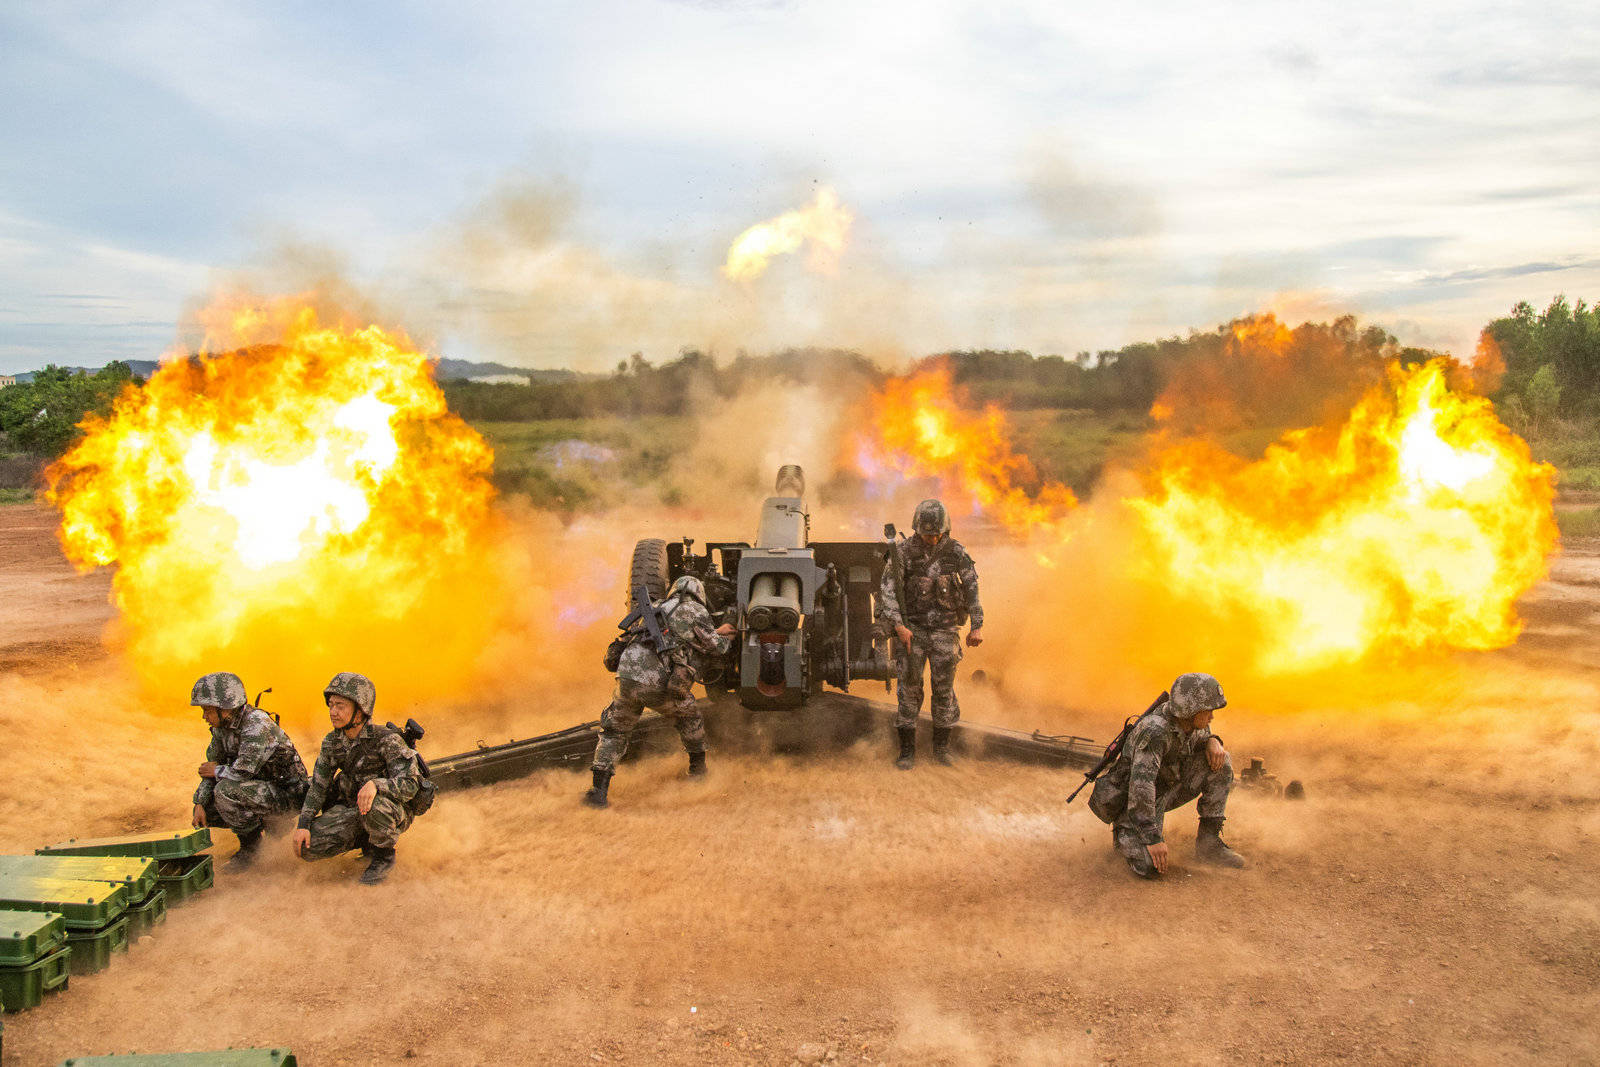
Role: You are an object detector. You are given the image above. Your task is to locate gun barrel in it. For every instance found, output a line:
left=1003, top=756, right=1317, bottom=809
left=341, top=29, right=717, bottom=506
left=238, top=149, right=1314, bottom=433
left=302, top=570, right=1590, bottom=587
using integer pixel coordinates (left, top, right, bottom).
left=774, top=464, right=805, bottom=497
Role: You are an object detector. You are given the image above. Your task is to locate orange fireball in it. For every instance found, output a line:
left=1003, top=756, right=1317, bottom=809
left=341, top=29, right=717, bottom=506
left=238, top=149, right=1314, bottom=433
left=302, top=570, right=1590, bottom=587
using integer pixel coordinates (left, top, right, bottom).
left=46, top=299, right=519, bottom=723
left=1125, top=358, right=1558, bottom=673
left=851, top=365, right=1077, bottom=538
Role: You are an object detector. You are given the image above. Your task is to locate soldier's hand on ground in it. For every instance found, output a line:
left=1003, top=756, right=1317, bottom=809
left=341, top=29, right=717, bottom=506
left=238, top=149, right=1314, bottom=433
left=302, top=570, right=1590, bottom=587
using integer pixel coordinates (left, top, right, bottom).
left=966, top=627, right=984, bottom=647
left=715, top=623, right=737, bottom=637
left=1147, top=842, right=1169, bottom=873
left=1207, top=736, right=1227, bottom=772
left=191, top=803, right=207, bottom=829
left=896, top=624, right=913, bottom=649
left=198, top=761, right=219, bottom=779
left=357, top=779, right=378, bottom=815
left=291, top=828, right=310, bottom=857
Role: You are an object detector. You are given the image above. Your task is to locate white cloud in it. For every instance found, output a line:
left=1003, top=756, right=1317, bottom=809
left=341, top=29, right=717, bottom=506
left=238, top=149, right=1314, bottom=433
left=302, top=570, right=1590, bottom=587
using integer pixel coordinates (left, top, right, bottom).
left=0, top=0, right=1596, bottom=370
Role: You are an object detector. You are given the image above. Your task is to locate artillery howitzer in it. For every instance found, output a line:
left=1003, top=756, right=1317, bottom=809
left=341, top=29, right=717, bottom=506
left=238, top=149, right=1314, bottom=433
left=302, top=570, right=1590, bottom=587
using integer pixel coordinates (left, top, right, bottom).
left=627, top=464, right=897, bottom=708
left=427, top=465, right=1299, bottom=795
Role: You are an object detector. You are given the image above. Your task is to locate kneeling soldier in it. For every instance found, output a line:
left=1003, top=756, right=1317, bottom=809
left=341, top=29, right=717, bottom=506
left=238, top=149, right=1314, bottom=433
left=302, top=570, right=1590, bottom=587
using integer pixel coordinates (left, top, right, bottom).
left=291, top=672, right=420, bottom=885
left=189, top=672, right=309, bottom=872
left=1089, top=672, right=1247, bottom=879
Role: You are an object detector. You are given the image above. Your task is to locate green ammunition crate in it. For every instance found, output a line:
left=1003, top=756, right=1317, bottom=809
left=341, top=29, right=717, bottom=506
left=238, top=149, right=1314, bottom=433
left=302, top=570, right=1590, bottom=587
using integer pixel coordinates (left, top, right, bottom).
left=37, top=829, right=212, bottom=861
left=126, top=888, right=167, bottom=939
left=0, top=876, right=129, bottom=930
left=0, top=909, right=67, bottom=968
left=0, top=945, right=71, bottom=1010
left=65, top=917, right=129, bottom=976
left=156, top=855, right=213, bottom=906
left=59, top=1049, right=296, bottom=1066
left=0, top=855, right=159, bottom=902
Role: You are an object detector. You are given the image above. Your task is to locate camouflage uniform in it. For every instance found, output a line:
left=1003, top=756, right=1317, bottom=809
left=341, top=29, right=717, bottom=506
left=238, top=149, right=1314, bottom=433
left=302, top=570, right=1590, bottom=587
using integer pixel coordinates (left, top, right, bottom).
left=297, top=721, right=421, bottom=860
left=193, top=706, right=309, bottom=834
left=591, top=592, right=733, bottom=772
left=1089, top=675, right=1235, bottom=877
left=879, top=534, right=983, bottom=729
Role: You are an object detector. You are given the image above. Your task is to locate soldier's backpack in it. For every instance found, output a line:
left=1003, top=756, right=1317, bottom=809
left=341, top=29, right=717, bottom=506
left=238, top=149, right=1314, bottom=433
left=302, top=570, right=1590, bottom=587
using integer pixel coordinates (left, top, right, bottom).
left=251, top=694, right=311, bottom=808
left=380, top=718, right=436, bottom=818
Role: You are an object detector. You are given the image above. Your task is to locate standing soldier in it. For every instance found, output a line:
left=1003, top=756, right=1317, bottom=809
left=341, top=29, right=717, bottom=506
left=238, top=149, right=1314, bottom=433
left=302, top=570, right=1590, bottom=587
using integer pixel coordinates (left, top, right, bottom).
left=291, top=672, right=421, bottom=885
left=585, top=575, right=737, bottom=808
left=879, top=499, right=984, bottom=769
left=189, top=672, right=309, bottom=872
left=1088, top=672, right=1247, bottom=879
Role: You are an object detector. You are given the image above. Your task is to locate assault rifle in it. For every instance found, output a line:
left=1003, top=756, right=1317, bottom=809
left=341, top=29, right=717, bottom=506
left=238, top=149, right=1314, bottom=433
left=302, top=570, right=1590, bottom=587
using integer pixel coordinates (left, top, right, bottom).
left=617, top=583, right=677, bottom=654
left=1066, top=690, right=1168, bottom=803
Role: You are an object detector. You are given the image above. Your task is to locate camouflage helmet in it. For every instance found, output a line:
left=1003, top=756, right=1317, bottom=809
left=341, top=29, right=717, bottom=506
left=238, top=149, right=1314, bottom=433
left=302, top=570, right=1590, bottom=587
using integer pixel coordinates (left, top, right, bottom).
left=323, top=672, right=376, bottom=721
left=190, top=672, right=247, bottom=711
left=1170, top=672, right=1227, bottom=718
left=912, top=499, right=950, bottom=538
left=668, top=575, right=707, bottom=607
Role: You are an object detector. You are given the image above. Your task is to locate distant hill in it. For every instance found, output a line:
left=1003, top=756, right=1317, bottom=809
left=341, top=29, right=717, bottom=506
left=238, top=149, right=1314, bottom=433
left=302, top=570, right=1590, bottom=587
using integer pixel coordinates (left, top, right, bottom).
left=12, top=358, right=580, bottom=384
left=431, top=359, right=581, bottom=383
left=13, top=360, right=160, bottom=383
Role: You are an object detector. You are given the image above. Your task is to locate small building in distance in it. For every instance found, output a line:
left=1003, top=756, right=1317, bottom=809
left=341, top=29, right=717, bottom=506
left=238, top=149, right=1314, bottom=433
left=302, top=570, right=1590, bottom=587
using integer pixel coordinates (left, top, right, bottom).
left=0, top=375, right=15, bottom=388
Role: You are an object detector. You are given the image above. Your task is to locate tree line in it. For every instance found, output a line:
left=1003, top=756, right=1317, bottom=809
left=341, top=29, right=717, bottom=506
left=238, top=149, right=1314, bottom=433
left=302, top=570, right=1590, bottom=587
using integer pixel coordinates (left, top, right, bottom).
left=3, top=298, right=1594, bottom=477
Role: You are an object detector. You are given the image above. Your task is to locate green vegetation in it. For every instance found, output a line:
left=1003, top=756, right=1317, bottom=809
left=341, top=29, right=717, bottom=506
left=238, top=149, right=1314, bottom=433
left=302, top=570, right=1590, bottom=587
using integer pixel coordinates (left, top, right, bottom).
left=1484, top=297, right=1600, bottom=495
left=473, top=417, right=696, bottom=510
left=0, top=363, right=140, bottom=502
left=1557, top=506, right=1600, bottom=539
left=10, top=298, right=1597, bottom=514
left=0, top=363, right=137, bottom=457
left=1004, top=409, right=1152, bottom=494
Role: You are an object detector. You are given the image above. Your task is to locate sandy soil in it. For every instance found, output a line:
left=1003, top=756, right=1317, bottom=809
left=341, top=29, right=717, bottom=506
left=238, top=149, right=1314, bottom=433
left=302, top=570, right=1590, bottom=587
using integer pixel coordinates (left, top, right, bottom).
left=2, top=503, right=1599, bottom=1066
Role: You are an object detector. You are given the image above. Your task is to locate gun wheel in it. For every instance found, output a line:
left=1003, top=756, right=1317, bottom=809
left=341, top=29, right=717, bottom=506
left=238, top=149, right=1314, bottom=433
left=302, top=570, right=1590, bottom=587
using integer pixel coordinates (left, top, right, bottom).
left=628, top=538, right=670, bottom=605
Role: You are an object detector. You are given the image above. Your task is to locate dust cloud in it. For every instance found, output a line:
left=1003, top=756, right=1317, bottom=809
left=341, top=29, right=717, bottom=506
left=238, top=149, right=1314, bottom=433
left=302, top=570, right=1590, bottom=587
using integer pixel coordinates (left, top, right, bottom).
left=5, top=208, right=1600, bottom=1059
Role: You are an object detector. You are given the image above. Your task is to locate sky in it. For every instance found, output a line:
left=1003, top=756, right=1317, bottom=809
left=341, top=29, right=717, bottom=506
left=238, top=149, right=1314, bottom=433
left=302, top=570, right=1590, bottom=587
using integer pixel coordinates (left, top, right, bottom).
left=1, top=0, right=1597, bottom=374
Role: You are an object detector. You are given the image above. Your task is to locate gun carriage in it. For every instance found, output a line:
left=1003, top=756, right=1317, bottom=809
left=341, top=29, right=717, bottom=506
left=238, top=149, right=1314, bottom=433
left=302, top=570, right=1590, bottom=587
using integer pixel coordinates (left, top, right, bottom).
left=627, top=464, right=897, bottom=709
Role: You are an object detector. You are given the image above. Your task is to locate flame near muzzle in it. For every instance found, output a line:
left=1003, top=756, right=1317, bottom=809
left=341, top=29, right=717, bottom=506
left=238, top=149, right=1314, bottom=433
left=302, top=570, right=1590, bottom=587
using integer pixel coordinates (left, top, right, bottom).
left=45, top=300, right=521, bottom=718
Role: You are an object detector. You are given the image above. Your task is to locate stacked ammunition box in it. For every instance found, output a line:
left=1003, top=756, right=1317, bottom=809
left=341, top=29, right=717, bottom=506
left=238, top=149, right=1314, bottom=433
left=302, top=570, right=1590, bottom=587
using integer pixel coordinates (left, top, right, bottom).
left=59, top=1050, right=298, bottom=1066
left=0, top=828, right=213, bottom=1016
left=37, top=830, right=214, bottom=906
left=0, top=856, right=166, bottom=942
left=0, top=908, right=72, bottom=1010
left=0, top=873, right=129, bottom=978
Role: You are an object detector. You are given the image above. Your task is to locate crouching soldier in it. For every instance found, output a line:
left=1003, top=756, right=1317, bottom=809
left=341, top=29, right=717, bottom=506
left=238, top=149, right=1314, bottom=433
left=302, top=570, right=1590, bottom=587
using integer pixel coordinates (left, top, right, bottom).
left=291, top=672, right=420, bottom=885
left=585, top=575, right=737, bottom=809
left=1089, top=672, right=1247, bottom=879
left=189, top=672, right=309, bottom=872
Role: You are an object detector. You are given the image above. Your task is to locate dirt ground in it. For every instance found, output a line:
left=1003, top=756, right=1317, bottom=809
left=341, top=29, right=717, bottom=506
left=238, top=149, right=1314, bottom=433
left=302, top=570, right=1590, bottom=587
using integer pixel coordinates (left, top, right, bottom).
left=3, top=503, right=1599, bottom=1066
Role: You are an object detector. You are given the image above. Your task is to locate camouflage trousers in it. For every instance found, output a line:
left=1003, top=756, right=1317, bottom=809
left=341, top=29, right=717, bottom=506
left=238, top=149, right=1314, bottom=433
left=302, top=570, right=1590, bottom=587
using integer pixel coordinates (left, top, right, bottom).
left=1111, top=757, right=1233, bottom=873
left=299, top=797, right=413, bottom=860
left=203, top=778, right=298, bottom=837
left=591, top=689, right=706, bottom=773
left=895, top=627, right=963, bottom=729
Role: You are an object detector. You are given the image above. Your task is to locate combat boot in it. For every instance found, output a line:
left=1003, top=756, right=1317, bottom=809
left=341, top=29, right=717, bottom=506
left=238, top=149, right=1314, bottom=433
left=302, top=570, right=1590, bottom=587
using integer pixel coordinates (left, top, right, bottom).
left=687, top=750, right=707, bottom=777
left=358, top=845, right=396, bottom=885
left=931, top=726, right=955, bottom=766
left=1196, top=817, right=1246, bottom=868
left=584, top=767, right=613, bottom=808
left=223, top=828, right=262, bottom=872
left=894, top=726, right=916, bottom=770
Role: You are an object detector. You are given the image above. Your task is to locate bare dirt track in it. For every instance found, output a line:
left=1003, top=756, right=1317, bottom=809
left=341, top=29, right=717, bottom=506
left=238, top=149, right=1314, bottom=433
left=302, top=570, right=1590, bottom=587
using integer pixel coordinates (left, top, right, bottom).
left=3, top=503, right=1600, bottom=1066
